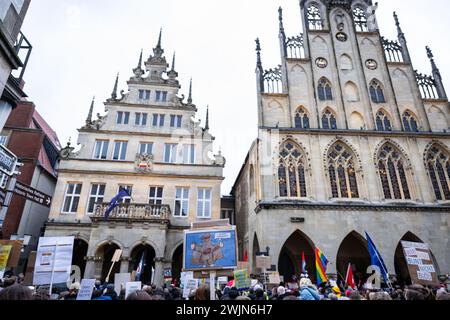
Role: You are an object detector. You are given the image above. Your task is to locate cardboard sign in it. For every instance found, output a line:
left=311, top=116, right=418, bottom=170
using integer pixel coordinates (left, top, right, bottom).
left=114, top=273, right=131, bottom=295
left=125, top=281, right=142, bottom=299
left=401, top=241, right=440, bottom=286
left=111, top=249, right=123, bottom=262
left=76, top=279, right=96, bottom=300
left=268, top=272, right=281, bottom=284
left=0, top=240, right=23, bottom=267
left=33, top=237, right=74, bottom=286
left=256, top=255, right=271, bottom=270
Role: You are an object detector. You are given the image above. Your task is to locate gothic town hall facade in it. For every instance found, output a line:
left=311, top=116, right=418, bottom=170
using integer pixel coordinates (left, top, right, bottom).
left=232, top=0, right=449, bottom=285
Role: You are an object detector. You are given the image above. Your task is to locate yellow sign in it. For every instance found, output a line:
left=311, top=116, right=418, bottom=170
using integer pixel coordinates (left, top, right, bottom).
left=0, top=245, right=13, bottom=278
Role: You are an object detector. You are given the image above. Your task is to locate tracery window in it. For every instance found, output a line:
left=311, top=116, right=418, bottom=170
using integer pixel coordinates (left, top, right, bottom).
left=377, top=144, right=411, bottom=200
left=322, top=109, right=337, bottom=130
left=318, top=78, right=333, bottom=101
left=307, top=4, right=323, bottom=30
left=369, top=80, right=386, bottom=103
left=425, top=145, right=450, bottom=200
left=327, top=143, right=359, bottom=198
left=295, top=107, right=310, bottom=129
left=402, top=111, right=419, bottom=132
left=353, top=6, right=368, bottom=32
left=375, top=110, right=392, bottom=132
left=278, top=141, right=307, bottom=198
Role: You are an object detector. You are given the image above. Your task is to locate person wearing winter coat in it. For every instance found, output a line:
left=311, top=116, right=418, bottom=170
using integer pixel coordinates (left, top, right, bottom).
left=298, top=278, right=321, bottom=301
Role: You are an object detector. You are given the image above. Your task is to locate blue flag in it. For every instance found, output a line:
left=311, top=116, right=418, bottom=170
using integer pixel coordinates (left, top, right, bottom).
left=135, top=252, right=145, bottom=281
left=104, top=188, right=130, bottom=220
left=365, top=232, right=390, bottom=285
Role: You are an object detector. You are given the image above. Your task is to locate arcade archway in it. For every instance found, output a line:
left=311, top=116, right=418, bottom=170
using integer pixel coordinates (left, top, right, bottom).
left=336, top=231, right=370, bottom=286
left=278, top=230, right=315, bottom=283
left=129, top=244, right=156, bottom=285
left=72, top=239, right=88, bottom=278
left=171, top=244, right=183, bottom=286
left=394, top=232, right=440, bottom=286
left=96, top=243, right=121, bottom=282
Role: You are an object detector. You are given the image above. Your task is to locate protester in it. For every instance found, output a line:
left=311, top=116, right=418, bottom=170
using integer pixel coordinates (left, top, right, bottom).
left=0, top=284, right=34, bottom=300
left=299, top=278, right=321, bottom=301
left=126, top=290, right=152, bottom=301
left=194, top=285, right=210, bottom=300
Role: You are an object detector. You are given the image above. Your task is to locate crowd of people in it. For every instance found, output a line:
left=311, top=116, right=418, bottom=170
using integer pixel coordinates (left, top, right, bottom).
left=0, top=274, right=449, bottom=301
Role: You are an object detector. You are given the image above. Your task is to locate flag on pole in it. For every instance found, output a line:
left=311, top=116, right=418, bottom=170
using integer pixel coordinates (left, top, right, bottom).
left=104, top=188, right=130, bottom=220
left=345, top=263, right=356, bottom=289
left=135, top=252, right=145, bottom=281
left=315, top=247, right=329, bottom=285
left=365, top=232, right=390, bottom=285
left=301, top=251, right=307, bottom=274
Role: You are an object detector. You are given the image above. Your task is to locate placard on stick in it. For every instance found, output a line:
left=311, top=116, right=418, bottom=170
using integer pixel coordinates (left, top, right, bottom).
left=401, top=241, right=440, bottom=286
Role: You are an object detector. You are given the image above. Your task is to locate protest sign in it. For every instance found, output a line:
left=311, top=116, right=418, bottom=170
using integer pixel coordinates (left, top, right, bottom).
left=125, top=281, right=142, bottom=299
left=0, top=245, right=12, bottom=278
left=233, top=269, right=250, bottom=290
left=268, top=272, right=281, bottom=284
left=401, top=241, right=439, bottom=286
left=114, top=273, right=131, bottom=295
left=76, top=279, right=96, bottom=300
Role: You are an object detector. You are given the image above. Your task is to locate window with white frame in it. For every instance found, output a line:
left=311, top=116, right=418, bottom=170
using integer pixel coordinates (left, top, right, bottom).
left=156, top=91, right=168, bottom=102
left=117, top=111, right=130, bottom=125
left=138, top=89, right=151, bottom=101
left=164, top=144, right=178, bottom=163
left=62, top=183, right=82, bottom=214
left=170, top=115, right=182, bottom=128
left=118, top=185, right=132, bottom=204
left=93, top=140, right=109, bottom=160
left=152, top=114, right=165, bottom=127
left=0, top=135, right=8, bottom=146
left=197, top=188, right=212, bottom=218
left=149, top=186, right=163, bottom=205
left=87, top=184, right=105, bottom=214
left=135, top=113, right=148, bottom=126
left=113, top=141, right=128, bottom=161
left=182, top=144, right=195, bottom=164
left=174, top=187, right=189, bottom=217
left=139, top=142, right=153, bottom=155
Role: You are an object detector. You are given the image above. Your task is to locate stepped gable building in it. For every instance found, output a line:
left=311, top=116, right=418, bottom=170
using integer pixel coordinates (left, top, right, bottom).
left=232, top=0, right=449, bottom=285
left=44, top=31, right=225, bottom=285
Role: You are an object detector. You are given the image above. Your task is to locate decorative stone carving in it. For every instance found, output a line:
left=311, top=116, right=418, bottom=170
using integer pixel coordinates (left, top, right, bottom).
left=135, top=153, right=154, bottom=173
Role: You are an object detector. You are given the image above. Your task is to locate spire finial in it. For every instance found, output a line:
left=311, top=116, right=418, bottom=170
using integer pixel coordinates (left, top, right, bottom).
left=111, top=73, right=119, bottom=100
left=86, top=96, right=95, bottom=124
left=426, top=46, right=447, bottom=99
left=393, top=11, right=403, bottom=36
left=426, top=46, right=434, bottom=60
left=171, top=52, right=176, bottom=71
left=137, top=49, right=143, bottom=69
left=157, top=27, right=162, bottom=48
left=255, top=38, right=263, bottom=70
left=187, top=78, right=193, bottom=104
left=278, top=7, right=285, bottom=35
left=205, top=105, right=209, bottom=130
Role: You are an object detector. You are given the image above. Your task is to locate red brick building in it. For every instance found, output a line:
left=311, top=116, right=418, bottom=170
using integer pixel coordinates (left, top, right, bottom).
left=0, top=101, right=60, bottom=248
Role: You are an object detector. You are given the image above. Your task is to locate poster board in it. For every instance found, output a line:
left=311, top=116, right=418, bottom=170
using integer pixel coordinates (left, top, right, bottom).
left=268, top=272, right=281, bottom=284
left=114, top=273, right=131, bottom=295
left=125, top=281, right=142, bottom=299
left=233, top=269, right=250, bottom=290
left=0, top=240, right=23, bottom=267
left=76, top=279, right=96, bottom=300
left=256, top=256, right=271, bottom=270
left=33, top=236, right=74, bottom=286
left=0, top=245, right=12, bottom=278
left=183, top=226, right=238, bottom=271
left=401, top=241, right=440, bottom=286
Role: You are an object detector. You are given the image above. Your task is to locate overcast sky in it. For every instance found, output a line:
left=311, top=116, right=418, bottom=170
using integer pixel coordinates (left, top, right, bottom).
left=21, top=0, right=450, bottom=195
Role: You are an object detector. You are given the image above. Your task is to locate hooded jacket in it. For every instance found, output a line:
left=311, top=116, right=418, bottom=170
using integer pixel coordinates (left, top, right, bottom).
left=299, top=287, right=321, bottom=301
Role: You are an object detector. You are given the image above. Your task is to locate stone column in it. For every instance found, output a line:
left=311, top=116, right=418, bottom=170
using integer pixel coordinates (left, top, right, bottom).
left=84, top=257, right=97, bottom=279
left=120, top=257, right=130, bottom=273
left=154, top=257, right=165, bottom=286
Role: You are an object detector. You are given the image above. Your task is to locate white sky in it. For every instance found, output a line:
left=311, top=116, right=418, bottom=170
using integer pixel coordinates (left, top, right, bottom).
left=21, top=0, right=450, bottom=195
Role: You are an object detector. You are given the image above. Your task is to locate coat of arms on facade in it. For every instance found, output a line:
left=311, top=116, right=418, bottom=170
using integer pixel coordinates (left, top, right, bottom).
left=135, top=153, right=154, bottom=173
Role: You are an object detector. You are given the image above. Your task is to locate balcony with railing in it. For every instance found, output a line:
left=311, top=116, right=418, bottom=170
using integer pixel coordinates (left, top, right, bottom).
left=91, top=203, right=171, bottom=223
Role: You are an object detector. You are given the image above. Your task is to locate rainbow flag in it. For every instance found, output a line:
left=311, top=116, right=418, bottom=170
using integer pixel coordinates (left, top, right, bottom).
left=315, top=247, right=329, bottom=285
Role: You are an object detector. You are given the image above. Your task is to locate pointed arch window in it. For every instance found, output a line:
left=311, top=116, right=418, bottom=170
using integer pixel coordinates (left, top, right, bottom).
left=375, top=110, right=392, bottom=132
left=327, top=143, right=359, bottom=198
left=295, top=107, right=310, bottom=129
left=353, top=6, right=369, bottom=32
left=278, top=141, right=307, bottom=198
left=322, top=109, right=337, bottom=130
left=307, top=4, right=323, bottom=30
left=402, top=111, right=419, bottom=132
left=425, top=145, right=450, bottom=200
left=377, top=144, right=411, bottom=200
left=369, top=80, right=386, bottom=103
left=318, top=78, right=333, bottom=101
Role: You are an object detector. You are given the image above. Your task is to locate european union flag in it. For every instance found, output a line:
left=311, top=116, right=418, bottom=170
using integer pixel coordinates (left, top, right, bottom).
left=365, top=231, right=390, bottom=285
left=104, top=188, right=130, bottom=220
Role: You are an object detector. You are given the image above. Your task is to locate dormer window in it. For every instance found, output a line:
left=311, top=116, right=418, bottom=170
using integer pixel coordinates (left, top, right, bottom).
left=138, top=90, right=151, bottom=101
left=156, top=91, right=168, bottom=102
